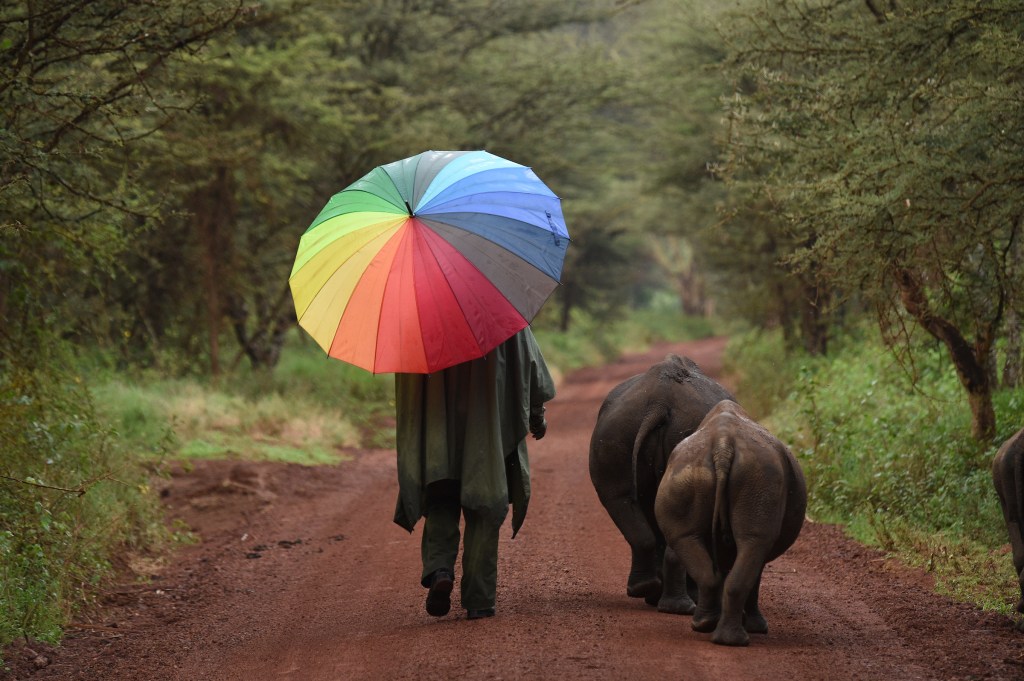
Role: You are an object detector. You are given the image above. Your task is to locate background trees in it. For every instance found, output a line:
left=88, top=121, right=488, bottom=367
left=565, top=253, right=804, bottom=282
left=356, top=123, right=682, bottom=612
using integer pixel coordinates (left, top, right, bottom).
left=92, top=0, right=648, bottom=373
left=0, top=0, right=244, bottom=366
left=3, top=0, right=1022, bottom=448
left=715, top=0, right=1024, bottom=438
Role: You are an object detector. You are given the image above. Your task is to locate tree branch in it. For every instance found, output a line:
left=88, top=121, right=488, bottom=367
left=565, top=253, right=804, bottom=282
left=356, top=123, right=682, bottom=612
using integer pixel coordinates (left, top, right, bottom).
left=864, top=0, right=886, bottom=23
left=0, top=473, right=90, bottom=496
left=892, top=265, right=987, bottom=394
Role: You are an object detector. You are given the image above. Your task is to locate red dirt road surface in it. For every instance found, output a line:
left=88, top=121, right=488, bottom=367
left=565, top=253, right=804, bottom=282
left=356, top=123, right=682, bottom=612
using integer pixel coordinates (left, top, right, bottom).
left=5, top=337, right=1024, bottom=680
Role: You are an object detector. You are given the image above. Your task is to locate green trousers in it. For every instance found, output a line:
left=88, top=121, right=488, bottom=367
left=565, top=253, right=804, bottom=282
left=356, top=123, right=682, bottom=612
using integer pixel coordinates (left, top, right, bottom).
left=420, top=479, right=504, bottom=611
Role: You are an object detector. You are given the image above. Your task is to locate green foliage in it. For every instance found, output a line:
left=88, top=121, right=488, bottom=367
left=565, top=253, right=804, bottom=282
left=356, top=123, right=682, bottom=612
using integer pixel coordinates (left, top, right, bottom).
left=611, top=1, right=735, bottom=324
left=535, top=311, right=627, bottom=373
left=106, top=0, right=650, bottom=371
left=0, top=0, right=245, bottom=367
left=723, top=328, right=804, bottom=419
left=626, top=293, right=718, bottom=346
left=718, top=0, right=1024, bottom=435
left=735, top=329, right=1024, bottom=610
left=0, top=346, right=168, bottom=649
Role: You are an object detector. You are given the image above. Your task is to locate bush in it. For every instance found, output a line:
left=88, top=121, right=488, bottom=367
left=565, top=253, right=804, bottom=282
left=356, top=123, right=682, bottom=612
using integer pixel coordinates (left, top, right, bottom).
left=0, top=349, right=167, bottom=650
left=722, top=328, right=802, bottom=419
left=773, top=341, right=1016, bottom=541
left=727, top=329, right=1024, bottom=613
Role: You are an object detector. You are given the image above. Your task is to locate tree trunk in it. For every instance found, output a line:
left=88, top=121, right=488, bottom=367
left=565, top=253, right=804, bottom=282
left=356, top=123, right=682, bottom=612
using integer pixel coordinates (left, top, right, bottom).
left=968, top=389, right=996, bottom=441
left=776, top=280, right=796, bottom=351
left=893, top=266, right=996, bottom=440
left=675, top=269, right=707, bottom=317
left=799, top=281, right=829, bottom=356
left=0, top=271, right=8, bottom=331
left=1004, top=223, right=1023, bottom=388
left=1005, top=305, right=1022, bottom=388
left=228, top=284, right=295, bottom=370
left=191, top=166, right=237, bottom=376
left=202, top=246, right=221, bottom=376
left=559, top=284, right=575, bottom=332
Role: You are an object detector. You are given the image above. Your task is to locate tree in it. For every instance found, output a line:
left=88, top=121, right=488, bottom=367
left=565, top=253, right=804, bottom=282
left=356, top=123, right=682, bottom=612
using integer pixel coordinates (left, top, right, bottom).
left=117, top=0, right=362, bottom=373
left=547, top=181, right=657, bottom=331
left=0, top=0, right=244, bottom=366
left=719, top=0, right=1024, bottom=438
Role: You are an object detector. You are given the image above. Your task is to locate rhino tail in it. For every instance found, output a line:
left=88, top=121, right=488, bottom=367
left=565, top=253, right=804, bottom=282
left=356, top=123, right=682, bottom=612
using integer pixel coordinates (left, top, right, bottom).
left=631, top=404, right=668, bottom=502
left=710, top=433, right=734, bottom=577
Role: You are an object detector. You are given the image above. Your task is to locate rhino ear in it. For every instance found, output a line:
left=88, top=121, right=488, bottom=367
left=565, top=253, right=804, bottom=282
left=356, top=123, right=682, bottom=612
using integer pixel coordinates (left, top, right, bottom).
left=669, top=354, right=701, bottom=373
left=663, top=354, right=692, bottom=381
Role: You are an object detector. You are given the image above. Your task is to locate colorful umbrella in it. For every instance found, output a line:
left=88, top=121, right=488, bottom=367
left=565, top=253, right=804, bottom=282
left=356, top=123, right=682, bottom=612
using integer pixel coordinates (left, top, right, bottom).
left=289, top=150, right=569, bottom=374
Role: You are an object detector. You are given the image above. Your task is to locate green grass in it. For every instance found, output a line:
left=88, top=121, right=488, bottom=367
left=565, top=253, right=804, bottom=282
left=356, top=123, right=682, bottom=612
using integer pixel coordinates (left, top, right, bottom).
left=726, top=327, right=1024, bottom=615
left=89, top=329, right=399, bottom=465
left=92, top=377, right=363, bottom=466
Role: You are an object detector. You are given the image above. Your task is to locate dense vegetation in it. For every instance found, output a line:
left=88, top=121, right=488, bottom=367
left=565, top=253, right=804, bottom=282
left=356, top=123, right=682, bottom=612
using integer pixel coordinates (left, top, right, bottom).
left=2, top=0, right=1022, bottom=651
left=727, top=328, right=1024, bottom=611
left=714, top=1, right=1024, bottom=438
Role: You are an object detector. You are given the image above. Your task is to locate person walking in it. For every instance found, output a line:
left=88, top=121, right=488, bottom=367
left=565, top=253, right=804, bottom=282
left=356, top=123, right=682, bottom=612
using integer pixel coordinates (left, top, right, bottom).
left=393, top=326, right=555, bottom=620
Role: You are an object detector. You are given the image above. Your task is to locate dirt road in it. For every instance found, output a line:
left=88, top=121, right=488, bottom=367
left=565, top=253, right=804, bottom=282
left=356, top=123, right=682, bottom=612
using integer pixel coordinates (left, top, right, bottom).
left=6, top=337, right=1023, bottom=680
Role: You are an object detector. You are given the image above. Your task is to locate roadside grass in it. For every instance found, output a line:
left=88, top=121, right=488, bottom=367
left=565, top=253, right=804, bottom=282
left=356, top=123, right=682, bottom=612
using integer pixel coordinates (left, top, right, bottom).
left=90, top=329, right=399, bottom=465
left=726, top=327, right=1024, bottom=616
left=92, top=376, right=365, bottom=466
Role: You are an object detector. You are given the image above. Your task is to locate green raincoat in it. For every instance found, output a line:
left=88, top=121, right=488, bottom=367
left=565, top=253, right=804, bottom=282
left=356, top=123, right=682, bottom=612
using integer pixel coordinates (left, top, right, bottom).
left=393, top=327, right=555, bottom=537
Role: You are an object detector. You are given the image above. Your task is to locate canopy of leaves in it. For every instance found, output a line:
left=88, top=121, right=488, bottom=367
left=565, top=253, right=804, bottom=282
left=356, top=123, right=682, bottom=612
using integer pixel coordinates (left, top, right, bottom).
left=0, top=1, right=245, bottom=364
left=717, top=0, right=1024, bottom=435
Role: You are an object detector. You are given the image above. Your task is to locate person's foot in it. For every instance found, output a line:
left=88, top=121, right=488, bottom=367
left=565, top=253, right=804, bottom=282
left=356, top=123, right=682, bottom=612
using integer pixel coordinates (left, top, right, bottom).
left=466, top=608, right=495, bottom=620
left=425, top=569, right=454, bottom=617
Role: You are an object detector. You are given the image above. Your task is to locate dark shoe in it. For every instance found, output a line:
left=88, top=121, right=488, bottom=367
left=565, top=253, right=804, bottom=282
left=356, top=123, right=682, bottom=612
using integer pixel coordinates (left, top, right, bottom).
left=466, top=608, right=495, bottom=620
left=425, top=569, right=453, bottom=617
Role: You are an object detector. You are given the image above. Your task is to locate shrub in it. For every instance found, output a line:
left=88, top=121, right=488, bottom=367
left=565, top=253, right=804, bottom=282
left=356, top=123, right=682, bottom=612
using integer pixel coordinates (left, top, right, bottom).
left=728, top=330, right=1024, bottom=613
left=1, top=350, right=166, bottom=649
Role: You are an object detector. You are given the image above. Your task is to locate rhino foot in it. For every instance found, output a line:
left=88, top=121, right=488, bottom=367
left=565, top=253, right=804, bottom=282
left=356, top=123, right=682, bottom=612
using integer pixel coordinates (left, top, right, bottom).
left=712, top=622, right=750, bottom=647
left=626, top=576, right=662, bottom=603
left=657, top=595, right=696, bottom=616
left=691, top=606, right=719, bottom=633
left=744, top=611, right=768, bottom=634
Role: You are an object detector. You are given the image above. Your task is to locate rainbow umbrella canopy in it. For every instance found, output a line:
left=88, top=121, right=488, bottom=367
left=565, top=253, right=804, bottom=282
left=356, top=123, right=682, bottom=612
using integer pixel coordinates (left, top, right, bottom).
left=289, top=150, right=569, bottom=374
